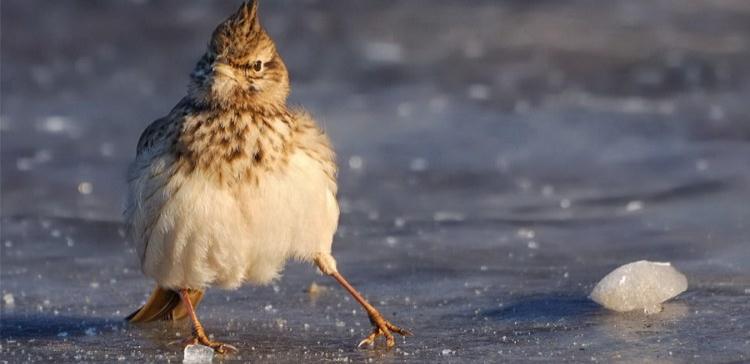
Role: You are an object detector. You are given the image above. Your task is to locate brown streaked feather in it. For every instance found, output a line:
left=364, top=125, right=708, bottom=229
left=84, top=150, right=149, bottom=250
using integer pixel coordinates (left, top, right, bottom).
left=136, top=98, right=191, bottom=156
left=126, top=286, right=204, bottom=323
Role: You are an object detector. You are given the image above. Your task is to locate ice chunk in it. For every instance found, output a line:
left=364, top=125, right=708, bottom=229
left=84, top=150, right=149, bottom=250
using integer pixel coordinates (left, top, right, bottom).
left=433, top=211, right=465, bottom=222
left=625, top=200, right=644, bottom=212
left=3, top=293, right=14, bottom=307
left=78, top=182, right=94, bottom=195
left=183, top=344, right=214, bottom=363
left=348, top=155, right=363, bottom=170
left=516, top=228, right=535, bottom=239
left=590, top=260, right=687, bottom=314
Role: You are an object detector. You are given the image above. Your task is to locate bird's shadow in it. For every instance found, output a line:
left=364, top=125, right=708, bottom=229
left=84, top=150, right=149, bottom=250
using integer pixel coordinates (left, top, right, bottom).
left=0, top=314, right=125, bottom=340
left=484, top=294, right=600, bottom=323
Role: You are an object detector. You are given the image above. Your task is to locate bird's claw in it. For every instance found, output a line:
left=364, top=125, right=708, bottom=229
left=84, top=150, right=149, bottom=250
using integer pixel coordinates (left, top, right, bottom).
left=206, top=342, right=238, bottom=355
left=357, top=315, right=412, bottom=349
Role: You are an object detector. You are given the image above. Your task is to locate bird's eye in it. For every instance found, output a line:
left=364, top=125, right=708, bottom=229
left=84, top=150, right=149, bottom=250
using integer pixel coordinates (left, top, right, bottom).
left=253, top=60, right=262, bottom=72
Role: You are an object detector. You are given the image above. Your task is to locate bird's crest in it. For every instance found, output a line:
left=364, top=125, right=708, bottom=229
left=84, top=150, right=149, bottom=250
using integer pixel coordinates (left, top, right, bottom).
left=210, top=0, right=272, bottom=61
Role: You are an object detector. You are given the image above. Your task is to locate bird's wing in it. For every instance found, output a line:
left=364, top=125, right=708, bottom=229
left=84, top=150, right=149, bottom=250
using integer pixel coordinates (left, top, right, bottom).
left=135, top=116, right=170, bottom=156
left=135, top=97, right=191, bottom=156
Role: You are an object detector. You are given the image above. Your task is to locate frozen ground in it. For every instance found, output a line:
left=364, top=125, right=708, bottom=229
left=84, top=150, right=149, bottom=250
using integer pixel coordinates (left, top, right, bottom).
left=2, top=0, right=750, bottom=362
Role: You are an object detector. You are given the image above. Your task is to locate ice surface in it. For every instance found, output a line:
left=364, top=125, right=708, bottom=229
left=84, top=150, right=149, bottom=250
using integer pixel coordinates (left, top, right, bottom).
left=183, top=344, right=214, bottom=364
left=590, top=261, right=688, bottom=314
left=2, top=0, right=750, bottom=363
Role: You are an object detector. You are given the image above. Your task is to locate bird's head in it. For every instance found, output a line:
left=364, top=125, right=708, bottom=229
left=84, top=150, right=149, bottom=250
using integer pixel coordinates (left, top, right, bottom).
left=189, top=1, right=289, bottom=109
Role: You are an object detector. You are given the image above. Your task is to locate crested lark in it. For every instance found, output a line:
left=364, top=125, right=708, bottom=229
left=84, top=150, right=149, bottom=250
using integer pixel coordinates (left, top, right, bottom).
left=124, top=1, right=410, bottom=354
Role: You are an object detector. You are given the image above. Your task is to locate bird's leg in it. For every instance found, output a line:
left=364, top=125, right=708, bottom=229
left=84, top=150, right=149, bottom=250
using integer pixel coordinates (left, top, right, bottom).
left=314, top=257, right=412, bottom=349
left=178, top=289, right=238, bottom=354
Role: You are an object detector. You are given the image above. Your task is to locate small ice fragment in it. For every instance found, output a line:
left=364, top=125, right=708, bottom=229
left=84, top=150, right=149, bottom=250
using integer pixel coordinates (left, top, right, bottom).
left=695, top=159, right=709, bottom=172
left=516, top=178, right=533, bottom=191
left=38, top=116, right=75, bottom=134
left=275, top=319, right=287, bottom=328
left=527, top=241, right=539, bottom=250
left=85, top=327, right=97, bottom=336
left=441, top=349, right=455, bottom=355
left=409, top=158, right=428, bottom=172
left=3, top=293, right=15, bottom=306
left=516, top=228, right=535, bottom=239
left=100, top=142, right=115, bottom=157
left=17, top=157, right=34, bottom=171
left=433, top=211, right=465, bottom=222
left=590, top=260, right=687, bottom=314
left=362, top=41, right=403, bottom=63
left=625, top=200, right=644, bottom=212
left=708, top=105, right=725, bottom=121
left=183, top=344, right=214, bottom=363
left=78, top=182, right=93, bottom=195
left=348, top=155, right=363, bottom=170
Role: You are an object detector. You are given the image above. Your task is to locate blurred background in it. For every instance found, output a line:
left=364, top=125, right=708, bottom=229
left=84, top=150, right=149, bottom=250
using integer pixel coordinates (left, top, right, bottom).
left=2, top=1, right=749, bottom=362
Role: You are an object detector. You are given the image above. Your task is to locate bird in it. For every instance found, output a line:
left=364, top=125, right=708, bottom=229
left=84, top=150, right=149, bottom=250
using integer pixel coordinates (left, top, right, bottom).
left=123, top=0, right=410, bottom=354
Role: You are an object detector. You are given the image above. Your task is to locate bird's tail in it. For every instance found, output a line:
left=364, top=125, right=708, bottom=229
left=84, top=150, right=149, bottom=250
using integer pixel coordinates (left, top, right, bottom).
left=126, top=286, right=204, bottom=323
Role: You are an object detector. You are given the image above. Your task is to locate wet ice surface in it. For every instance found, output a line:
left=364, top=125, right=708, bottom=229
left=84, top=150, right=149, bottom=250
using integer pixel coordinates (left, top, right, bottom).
left=2, top=0, right=750, bottom=362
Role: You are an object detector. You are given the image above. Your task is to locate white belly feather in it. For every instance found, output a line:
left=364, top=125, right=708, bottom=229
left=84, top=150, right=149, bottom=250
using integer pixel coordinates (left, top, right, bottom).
left=128, top=150, right=339, bottom=290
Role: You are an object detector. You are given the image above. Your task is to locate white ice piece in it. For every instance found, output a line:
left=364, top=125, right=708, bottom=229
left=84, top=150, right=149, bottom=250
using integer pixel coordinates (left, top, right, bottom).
left=183, top=344, right=214, bottom=364
left=590, top=260, right=687, bottom=314
left=3, top=293, right=15, bottom=307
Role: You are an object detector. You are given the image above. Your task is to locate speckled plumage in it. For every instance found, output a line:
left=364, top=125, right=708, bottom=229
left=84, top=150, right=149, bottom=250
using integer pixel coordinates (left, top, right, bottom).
left=125, top=2, right=338, bottom=290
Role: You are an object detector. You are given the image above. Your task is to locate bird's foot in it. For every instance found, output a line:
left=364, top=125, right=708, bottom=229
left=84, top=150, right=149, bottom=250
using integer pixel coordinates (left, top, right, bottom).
left=180, top=333, right=238, bottom=354
left=357, top=313, right=412, bottom=349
